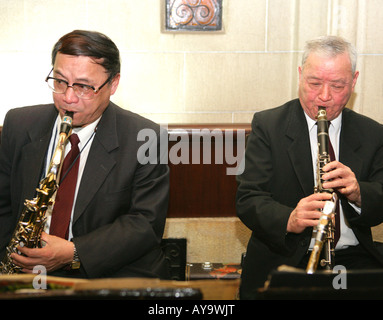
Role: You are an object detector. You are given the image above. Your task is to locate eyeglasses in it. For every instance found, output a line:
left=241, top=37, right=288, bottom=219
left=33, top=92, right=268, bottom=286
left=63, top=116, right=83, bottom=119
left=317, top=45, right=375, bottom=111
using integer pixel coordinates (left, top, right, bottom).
left=45, top=68, right=112, bottom=100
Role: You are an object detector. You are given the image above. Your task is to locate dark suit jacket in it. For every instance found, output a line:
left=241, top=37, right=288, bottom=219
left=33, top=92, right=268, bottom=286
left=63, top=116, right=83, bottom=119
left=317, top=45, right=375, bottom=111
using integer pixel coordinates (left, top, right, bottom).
left=0, top=102, right=170, bottom=279
left=236, top=99, right=383, bottom=298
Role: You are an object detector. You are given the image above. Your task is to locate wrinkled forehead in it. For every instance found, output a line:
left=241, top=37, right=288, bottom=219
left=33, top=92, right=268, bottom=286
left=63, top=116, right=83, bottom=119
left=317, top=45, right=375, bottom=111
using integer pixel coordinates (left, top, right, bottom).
left=302, top=52, right=354, bottom=77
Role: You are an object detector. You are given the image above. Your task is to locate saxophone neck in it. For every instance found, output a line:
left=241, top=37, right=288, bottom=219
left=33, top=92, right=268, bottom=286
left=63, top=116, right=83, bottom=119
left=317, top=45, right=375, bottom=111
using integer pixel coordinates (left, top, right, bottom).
left=48, top=137, right=65, bottom=176
left=47, top=111, right=74, bottom=178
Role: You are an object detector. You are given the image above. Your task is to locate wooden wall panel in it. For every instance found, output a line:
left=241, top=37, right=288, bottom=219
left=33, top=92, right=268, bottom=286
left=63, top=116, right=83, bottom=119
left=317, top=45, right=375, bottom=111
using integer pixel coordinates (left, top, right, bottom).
left=167, top=124, right=250, bottom=217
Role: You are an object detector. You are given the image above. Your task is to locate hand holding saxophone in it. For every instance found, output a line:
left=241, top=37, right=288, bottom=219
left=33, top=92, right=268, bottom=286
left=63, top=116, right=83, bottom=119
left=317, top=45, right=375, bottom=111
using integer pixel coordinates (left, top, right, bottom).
left=322, top=161, right=361, bottom=207
left=9, top=232, right=74, bottom=273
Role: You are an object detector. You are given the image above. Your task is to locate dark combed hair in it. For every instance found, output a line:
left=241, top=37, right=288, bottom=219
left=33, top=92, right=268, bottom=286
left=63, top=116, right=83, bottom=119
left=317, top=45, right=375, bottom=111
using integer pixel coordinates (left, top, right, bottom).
left=51, top=30, right=121, bottom=78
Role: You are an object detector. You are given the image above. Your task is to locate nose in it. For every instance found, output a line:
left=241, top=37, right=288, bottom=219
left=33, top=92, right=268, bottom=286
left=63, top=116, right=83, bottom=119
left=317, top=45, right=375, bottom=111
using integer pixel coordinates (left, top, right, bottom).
left=318, top=83, right=332, bottom=102
left=63, top=86, right=79, bottom=104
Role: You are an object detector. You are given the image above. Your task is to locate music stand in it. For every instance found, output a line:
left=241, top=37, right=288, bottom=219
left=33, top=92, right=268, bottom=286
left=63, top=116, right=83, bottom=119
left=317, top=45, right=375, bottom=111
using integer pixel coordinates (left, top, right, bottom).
left=258, top=265, right=383, bottom=299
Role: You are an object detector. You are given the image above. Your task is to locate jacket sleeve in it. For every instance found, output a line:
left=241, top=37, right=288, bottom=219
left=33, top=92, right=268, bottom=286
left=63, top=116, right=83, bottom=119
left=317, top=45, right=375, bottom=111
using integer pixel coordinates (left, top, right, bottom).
left=236, top=113, right=298, bottom=254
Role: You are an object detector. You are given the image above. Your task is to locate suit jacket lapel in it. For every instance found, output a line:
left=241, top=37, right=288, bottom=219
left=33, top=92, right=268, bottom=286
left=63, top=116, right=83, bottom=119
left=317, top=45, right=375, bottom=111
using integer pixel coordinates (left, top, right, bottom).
left=285, top=100, right=315, bottom=196
left=19, top=108, right=57, bottom=205
left=285, top=105, right=363, bottom=198
left=73, top=103, right=118, bottom=224
left=339, top=108, right=363, bottom=180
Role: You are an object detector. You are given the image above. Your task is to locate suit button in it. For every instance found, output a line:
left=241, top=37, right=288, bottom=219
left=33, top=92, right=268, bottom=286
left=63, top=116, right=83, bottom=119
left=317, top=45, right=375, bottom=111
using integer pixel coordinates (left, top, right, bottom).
left=300, top=239, right=308, bottom=247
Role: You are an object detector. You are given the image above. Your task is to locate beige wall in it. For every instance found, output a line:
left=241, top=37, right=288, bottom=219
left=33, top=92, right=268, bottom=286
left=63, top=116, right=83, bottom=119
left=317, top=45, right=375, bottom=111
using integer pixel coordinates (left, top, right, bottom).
left=0, top=0, right=382, bottom=125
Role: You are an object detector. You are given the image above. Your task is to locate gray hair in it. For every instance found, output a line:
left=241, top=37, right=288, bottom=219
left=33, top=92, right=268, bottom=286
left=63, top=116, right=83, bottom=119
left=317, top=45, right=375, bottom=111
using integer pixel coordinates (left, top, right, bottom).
left=301, top=35, right=357, bottom=74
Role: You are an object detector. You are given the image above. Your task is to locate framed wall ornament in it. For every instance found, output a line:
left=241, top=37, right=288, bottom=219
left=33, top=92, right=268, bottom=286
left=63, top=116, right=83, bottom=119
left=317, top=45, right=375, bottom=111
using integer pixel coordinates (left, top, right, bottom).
left=165, top=0, right=223, bottom=32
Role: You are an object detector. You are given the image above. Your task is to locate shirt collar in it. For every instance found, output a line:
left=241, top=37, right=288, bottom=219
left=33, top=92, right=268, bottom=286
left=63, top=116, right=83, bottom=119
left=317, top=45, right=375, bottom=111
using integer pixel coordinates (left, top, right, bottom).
left=304, top=112, right=317, bottom=133
left=329, top=112, right=342, bottom=135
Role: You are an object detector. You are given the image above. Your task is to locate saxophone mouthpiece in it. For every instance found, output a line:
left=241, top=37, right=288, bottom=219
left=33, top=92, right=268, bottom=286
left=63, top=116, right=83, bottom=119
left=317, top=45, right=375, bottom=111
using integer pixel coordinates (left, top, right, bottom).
left=60, top=111, right=74, bottom=136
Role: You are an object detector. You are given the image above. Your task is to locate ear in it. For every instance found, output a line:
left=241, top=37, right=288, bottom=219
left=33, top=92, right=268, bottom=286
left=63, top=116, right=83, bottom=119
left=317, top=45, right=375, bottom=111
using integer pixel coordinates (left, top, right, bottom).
left=110, top=73, right=120, bottom=95
left=351, top=71, right=359, bottom=92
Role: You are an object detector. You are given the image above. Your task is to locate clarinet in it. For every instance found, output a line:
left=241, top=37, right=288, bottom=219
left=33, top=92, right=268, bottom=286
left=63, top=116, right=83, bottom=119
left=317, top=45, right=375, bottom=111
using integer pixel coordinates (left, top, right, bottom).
left=306, top=107, right=338, bottom=274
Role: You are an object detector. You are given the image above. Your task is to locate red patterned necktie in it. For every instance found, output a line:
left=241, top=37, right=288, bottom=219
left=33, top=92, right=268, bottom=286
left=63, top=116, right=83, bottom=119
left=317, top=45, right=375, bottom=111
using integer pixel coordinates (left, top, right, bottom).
left=327, top=125, right=341, bottom=246
left=50, top=133, right=80, bottom=239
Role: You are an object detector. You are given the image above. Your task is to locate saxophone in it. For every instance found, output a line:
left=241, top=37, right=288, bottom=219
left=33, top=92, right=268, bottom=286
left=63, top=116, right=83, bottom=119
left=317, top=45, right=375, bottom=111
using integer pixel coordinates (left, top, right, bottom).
left=0, top=111, right=74, bottom=274
left=306, top=107, right=338, bottom=274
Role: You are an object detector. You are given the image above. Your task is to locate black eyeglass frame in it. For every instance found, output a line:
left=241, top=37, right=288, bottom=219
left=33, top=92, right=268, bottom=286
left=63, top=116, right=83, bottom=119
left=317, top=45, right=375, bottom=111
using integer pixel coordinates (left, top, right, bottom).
left=45, top=68, right=113, bottom=98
